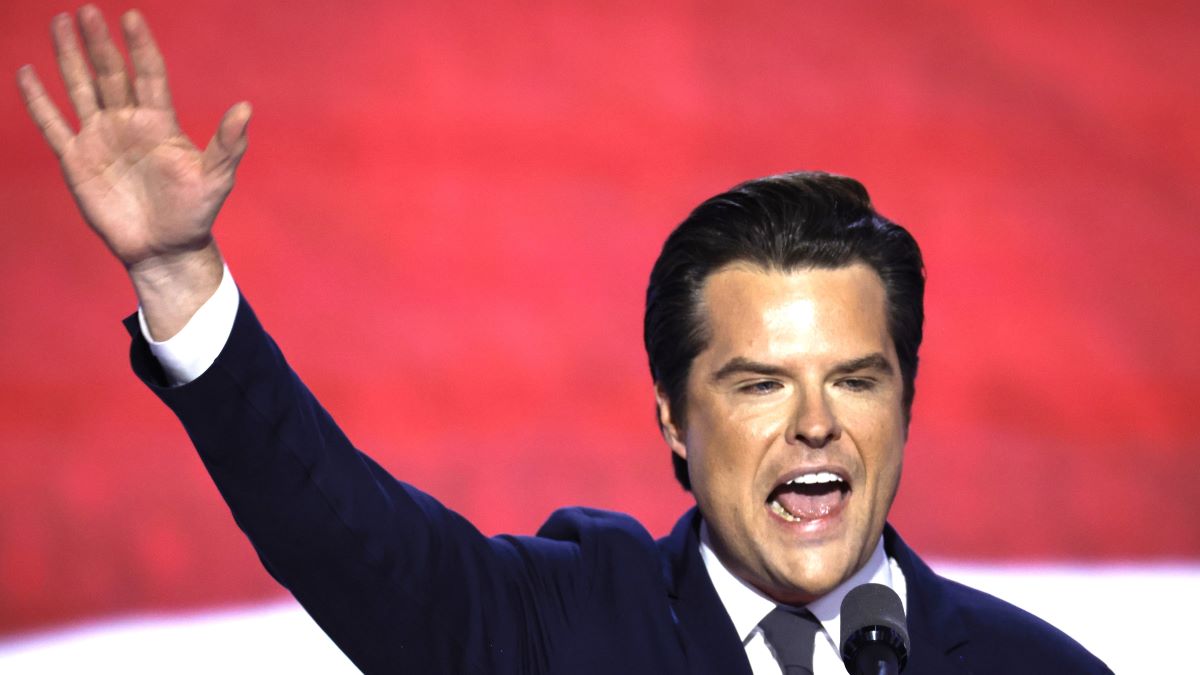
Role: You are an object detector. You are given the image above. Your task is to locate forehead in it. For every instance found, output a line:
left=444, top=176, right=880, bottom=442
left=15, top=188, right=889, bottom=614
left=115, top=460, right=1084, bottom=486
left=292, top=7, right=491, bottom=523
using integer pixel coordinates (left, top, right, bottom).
left=696, top=262, right=893, bottom=362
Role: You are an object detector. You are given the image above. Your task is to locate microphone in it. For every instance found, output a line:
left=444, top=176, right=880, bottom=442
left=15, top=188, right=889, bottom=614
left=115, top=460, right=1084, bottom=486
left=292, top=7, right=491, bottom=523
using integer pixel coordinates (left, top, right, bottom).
left=839, top=583, right=909, bottom=675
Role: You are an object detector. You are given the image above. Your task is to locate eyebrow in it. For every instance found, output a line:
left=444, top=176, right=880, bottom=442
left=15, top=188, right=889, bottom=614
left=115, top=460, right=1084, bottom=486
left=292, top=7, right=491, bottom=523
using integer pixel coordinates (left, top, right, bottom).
left=710, top=357, right=791, bottom=382
left=710, top=353, right=895, bottom=382
left=830, top=353, right=895, bottom=377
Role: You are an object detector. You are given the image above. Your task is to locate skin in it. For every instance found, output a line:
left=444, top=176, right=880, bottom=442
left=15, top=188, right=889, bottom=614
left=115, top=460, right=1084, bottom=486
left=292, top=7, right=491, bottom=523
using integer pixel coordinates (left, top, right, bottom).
left=656, top=262, right=907, bottom=605
left=17, top=5, right=250, bottom=339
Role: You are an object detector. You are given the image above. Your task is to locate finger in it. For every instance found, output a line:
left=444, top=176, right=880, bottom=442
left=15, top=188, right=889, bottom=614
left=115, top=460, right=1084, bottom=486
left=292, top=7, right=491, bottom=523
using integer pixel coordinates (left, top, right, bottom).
left=16, top=65, right=74, bottom=156
left=78, top=4, right=132, bottom=109
left=203, top=102, right=252, bottom=175
left=51, top=12, right=99, bottom=122
left=121, top=10, right=173, bottom=110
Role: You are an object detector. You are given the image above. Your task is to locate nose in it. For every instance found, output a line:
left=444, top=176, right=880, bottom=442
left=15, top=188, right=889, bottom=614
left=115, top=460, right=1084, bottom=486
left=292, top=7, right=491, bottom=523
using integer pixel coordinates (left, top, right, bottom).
left=789, top=388, right=842, bottom=449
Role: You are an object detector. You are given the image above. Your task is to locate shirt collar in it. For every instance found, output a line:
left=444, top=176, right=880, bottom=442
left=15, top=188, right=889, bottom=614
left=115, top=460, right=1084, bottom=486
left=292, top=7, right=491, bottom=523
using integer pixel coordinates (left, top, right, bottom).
left=698, top=520, right=899, bottom=647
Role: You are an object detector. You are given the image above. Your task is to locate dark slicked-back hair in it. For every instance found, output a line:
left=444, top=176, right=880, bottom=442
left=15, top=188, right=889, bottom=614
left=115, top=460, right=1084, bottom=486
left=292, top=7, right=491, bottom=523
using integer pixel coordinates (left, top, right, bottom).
left=644, top=171, right=925, bottom=491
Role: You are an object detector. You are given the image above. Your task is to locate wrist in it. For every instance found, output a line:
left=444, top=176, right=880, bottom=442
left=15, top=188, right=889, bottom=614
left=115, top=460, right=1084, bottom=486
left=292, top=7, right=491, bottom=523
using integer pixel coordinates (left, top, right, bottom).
left=129, top=240, right=225, bottom=341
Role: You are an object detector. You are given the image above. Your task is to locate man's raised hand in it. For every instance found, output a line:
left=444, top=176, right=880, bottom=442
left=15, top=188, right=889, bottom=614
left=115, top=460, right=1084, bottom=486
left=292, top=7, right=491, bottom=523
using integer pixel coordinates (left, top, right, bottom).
left=17, top=5, right=251, bottom=338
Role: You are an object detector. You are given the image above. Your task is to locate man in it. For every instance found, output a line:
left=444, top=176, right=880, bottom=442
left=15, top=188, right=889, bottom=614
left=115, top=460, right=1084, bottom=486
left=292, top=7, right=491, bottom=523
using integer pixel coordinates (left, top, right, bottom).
left=19, top=6, right=1110, bottom=674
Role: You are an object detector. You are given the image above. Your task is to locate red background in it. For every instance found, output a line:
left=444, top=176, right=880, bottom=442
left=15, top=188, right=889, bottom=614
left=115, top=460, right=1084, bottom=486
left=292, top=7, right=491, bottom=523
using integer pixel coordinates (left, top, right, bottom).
left=2, top=0, right=1198, bottom=637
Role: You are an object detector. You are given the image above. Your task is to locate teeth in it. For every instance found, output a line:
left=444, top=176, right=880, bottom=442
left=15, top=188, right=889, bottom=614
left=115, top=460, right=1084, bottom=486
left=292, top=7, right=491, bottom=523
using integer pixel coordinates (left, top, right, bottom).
left=770, top=499, right=800, bottom=522
left=786, top=471, right=843, bottom=485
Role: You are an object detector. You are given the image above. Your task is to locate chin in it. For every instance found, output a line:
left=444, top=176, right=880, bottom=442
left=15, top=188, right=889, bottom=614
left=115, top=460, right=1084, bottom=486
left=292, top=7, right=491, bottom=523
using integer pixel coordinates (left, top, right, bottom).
left=762, top=539, right=865, bottom=604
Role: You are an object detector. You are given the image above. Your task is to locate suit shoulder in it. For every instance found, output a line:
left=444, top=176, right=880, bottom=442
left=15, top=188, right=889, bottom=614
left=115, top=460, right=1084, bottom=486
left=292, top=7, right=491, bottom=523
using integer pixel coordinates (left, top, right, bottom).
left=535, top=506, right=657, bottom=553
left=938, top=576, right=1112, bottom=674
left=532, top=507, right=668, bottom=610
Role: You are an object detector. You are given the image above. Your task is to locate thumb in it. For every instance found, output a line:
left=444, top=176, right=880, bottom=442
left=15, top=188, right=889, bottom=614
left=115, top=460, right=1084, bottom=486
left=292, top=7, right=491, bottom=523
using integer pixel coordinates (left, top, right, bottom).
left=203, top=101, right=252, bottom=175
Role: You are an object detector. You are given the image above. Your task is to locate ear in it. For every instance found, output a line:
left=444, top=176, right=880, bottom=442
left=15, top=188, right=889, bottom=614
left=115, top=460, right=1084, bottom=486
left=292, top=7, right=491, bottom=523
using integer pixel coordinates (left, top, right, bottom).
left=655, top=384, right=688, bottom=460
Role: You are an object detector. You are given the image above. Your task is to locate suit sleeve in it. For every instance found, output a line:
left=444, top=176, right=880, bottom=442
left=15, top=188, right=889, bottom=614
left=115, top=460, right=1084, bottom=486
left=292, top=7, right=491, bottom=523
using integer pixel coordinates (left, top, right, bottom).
left=126, top=294, right=586, bottom=675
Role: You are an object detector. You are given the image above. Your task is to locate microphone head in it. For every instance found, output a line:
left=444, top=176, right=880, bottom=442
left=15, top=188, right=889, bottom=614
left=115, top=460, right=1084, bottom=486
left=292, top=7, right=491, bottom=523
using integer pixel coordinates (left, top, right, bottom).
left=840, top=583, right=909, bottom=672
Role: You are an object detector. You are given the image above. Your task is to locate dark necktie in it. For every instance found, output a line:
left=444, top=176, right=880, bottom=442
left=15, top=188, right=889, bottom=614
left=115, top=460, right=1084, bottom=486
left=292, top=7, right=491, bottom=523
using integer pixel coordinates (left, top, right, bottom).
left=758, top=606, right=821, bottom=675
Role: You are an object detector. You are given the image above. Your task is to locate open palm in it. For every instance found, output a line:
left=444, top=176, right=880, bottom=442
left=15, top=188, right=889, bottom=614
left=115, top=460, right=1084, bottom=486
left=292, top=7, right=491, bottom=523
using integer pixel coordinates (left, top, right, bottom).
left=18, top=6, right=250, bottom=268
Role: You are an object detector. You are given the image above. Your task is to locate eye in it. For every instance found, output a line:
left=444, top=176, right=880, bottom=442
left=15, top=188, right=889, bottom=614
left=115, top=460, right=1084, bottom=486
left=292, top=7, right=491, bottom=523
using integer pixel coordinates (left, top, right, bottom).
left=739, top=380, right=783, bottom=395
left=838, top=377, right=876, bottom=392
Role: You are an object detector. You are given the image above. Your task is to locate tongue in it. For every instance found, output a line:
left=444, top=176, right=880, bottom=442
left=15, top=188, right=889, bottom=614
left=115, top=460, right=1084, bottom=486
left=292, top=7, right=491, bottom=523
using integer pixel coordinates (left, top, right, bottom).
left=774, top=486, right=843, bottom=520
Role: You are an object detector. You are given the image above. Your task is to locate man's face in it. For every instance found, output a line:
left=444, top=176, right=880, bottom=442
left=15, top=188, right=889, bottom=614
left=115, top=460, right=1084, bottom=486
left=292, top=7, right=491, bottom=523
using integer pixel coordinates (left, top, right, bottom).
left=658, top=262, right=906, bottom=604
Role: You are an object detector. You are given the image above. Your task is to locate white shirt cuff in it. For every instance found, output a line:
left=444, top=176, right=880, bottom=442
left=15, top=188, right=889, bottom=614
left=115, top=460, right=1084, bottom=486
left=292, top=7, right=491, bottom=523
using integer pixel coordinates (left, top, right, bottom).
left=137, top=264, right=240, bottom=386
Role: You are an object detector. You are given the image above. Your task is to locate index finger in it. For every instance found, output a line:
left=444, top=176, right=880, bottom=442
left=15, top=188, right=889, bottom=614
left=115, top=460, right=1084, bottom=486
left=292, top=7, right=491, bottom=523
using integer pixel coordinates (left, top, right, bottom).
left=121, top=10, right=173, bottom=110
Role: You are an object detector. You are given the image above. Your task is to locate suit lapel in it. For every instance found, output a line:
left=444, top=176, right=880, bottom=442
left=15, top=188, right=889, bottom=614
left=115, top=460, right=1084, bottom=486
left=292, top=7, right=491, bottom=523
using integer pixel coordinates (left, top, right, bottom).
left=658, top=508, right=754, bottom=675
left=655, top=514, right=972, bottom=674
left=884, top=525, right=971, bottom=674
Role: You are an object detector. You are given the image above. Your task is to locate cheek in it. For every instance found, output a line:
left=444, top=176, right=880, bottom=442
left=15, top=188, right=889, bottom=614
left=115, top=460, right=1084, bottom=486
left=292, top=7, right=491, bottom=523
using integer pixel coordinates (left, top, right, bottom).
left=871, top=434, right=905, bottom=500
left=838, top=401, right=906, bottom=472
left=684, top=398, right=783, bottom=491
left=689, top=400, right=786, bottom=466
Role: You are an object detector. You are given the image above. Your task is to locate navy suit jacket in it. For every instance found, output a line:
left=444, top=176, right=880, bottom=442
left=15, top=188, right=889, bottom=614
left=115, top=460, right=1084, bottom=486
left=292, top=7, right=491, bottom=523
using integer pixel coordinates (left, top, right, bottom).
left=127, top=297, right=1110, bottom=674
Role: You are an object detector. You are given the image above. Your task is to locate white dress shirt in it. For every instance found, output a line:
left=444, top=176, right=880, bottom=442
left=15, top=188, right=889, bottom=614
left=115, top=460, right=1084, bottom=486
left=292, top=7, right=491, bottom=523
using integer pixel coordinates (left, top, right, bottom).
left=700, top=522, right=907, bottom=675
left=139, top=266, right=909, bottom=674
left=137, top=264, right=239, bottom=385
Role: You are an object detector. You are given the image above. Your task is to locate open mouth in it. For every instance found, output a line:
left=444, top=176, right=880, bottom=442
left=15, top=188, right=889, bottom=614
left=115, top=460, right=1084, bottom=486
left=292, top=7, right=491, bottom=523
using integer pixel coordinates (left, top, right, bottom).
left=767, top=471, right=849, bottom=522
